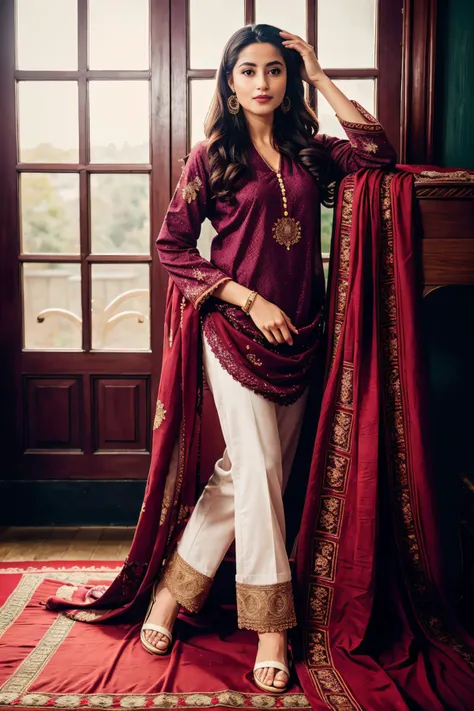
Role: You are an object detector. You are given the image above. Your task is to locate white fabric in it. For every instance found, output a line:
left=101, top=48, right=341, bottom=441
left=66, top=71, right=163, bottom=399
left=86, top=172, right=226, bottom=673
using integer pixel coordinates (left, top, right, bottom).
left=176, top=333, right=308, bottom=586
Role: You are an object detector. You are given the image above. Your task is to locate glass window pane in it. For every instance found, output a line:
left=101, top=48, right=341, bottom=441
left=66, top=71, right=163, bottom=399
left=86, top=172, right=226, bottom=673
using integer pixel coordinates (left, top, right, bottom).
left=90, top=174, right=150, bottom=254
left=23, top=263, right=82, bottom=349
left=89, top=0, right=149, bottom=69
left=189, top=0, right=245, bottom=69
left=18, top=82, right=79, bottom=163
left=190, top=79, right=216, bottom=146
left=318, top=0, right=376, bottom=69
left=255, top=0, right=306, bottom=40
left=317, top=79, right=375, bottom=138
left=89, top=81, right=149, bottom=163
left=91, top=264, right=150, bottom=350
left=17, top=0, right=77, bottom=70
left=323, top=261, right=329, bottom=287
left=321, top=204, right=333, bottom=255
left=20, top=173, right=80, bottom=254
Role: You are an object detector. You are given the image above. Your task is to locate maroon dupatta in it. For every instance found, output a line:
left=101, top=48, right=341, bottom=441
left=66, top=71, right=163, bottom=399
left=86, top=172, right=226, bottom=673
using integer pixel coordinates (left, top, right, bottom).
left=294, top=168, right=474, bottom=710
left=45, top=282, right=204, bottom=622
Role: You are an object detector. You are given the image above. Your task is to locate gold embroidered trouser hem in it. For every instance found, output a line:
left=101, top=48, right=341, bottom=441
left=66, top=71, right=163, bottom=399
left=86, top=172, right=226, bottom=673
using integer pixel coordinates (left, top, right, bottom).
left=236, top=580, right=297, bottom=632
left=162, top=549, right=213, bottom=613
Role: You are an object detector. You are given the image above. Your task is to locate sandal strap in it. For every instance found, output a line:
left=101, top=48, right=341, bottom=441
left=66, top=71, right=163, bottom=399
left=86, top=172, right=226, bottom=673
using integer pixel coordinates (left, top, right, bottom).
left=141, top=623, right=172, bottom=641
left=253, top=660, right=289, bottom=676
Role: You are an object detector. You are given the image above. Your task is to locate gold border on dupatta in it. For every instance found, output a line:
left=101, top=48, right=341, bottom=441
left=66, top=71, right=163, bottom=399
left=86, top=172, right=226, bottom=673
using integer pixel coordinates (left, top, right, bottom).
left=378, top=174, right=474, bottom=671
left=329, top=182, right=353, bottom=372
left=303, top=175, right=363, bottom=711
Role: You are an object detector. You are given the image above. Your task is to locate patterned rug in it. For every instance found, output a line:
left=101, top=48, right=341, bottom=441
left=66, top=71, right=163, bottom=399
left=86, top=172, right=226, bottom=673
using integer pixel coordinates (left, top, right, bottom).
left=0, top=561, right=309, bottom=710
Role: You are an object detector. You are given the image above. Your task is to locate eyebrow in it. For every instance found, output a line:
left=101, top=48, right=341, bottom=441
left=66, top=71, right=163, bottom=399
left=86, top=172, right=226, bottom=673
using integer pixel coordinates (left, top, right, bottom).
left=238, top=60, right=284, bottom=68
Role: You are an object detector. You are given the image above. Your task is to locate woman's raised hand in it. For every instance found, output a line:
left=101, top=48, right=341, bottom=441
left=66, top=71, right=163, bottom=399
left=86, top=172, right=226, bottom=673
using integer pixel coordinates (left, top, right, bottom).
left=279, top=30, right=325, bottom=86
left=249, top=295, right=298, bottom=346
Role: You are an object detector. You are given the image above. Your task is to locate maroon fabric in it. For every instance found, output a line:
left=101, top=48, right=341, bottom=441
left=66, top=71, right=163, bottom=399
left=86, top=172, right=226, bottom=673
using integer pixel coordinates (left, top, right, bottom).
left=45, top=281, right=203, bottom=623
left=156, top=100, right=396, bottom=329
left=201, top=302, right=323, bottom=405
left=293, top=168, right=474, bottom=710
left=6, top=562, right=310, bottom=709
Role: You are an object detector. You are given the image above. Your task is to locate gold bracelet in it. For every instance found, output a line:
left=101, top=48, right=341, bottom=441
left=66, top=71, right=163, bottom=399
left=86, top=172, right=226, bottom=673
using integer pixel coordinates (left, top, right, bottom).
left=242, top=290, right=258, bottom=315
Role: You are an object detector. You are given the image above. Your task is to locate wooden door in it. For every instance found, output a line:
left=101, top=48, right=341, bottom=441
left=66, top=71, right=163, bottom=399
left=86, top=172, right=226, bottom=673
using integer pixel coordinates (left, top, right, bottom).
left=0, top=0, right=171, bottom=484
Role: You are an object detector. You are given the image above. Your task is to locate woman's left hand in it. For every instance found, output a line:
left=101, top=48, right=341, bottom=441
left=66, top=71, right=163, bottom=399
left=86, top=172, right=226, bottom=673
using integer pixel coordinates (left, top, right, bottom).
left=280, top=30, right=325, bottom=85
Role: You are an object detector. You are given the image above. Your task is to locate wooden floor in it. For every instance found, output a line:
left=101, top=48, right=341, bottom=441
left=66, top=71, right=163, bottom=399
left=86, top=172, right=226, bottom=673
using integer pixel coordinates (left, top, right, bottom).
left=0, top=526, right=135, bottom=561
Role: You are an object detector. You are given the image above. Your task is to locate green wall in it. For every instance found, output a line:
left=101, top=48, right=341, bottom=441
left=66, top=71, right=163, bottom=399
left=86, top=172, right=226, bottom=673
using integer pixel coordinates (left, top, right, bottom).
left=435, top=0, right=474, bottom=168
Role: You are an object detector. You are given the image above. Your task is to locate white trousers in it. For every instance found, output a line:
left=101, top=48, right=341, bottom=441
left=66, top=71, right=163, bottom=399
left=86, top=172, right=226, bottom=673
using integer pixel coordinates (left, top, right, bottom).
left=162, top=333, right=308, bottom=632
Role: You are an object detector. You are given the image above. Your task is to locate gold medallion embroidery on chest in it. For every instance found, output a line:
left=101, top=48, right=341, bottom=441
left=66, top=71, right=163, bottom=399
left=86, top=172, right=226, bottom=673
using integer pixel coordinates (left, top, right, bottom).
left=272, top=170, right=301, bottom=250
left=182, top=175, right=202, bottom=203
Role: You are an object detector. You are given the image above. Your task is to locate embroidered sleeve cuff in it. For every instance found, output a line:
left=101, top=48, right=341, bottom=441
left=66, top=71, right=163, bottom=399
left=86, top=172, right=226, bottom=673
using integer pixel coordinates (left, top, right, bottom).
left=193, top=276, right=232, bottom=310
left=336, top=100, right=384, bottom=133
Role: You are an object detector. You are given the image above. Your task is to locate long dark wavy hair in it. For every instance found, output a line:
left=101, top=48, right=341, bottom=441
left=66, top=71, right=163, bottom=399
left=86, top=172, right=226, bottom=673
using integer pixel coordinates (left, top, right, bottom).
left=202, top=23, right=335, bottom=207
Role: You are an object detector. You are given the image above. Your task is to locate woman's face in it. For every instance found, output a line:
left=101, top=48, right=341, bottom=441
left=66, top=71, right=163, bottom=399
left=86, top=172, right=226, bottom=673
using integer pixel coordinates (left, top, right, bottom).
left=227, top=42, right=287, bottom=118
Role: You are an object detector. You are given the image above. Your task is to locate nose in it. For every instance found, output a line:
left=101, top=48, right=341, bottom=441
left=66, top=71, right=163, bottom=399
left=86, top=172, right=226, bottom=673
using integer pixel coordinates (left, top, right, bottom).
left=256, top=73, right=269, bottom=91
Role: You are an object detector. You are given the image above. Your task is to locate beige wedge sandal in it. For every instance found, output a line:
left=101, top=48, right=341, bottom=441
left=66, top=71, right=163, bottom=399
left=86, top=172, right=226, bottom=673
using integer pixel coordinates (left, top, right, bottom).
left=140, top=579, right=173, bottom=656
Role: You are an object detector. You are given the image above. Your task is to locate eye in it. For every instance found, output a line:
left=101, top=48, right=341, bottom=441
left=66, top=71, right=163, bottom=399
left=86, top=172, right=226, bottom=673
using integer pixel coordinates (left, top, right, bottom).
left=269, top=68, right=281, bottom=75
left=242, top=69, right=253, bottom=76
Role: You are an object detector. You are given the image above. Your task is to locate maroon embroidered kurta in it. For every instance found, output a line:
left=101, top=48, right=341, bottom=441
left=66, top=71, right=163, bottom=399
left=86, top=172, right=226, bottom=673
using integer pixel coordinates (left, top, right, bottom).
left=157, top=101, right=395, bottom=319
left=156, top=100, right=396, bottom=396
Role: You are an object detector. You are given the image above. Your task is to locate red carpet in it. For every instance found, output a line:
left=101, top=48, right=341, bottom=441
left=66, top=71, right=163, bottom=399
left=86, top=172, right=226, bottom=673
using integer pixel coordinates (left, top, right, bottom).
left=0, top=560, right=309, bottom=710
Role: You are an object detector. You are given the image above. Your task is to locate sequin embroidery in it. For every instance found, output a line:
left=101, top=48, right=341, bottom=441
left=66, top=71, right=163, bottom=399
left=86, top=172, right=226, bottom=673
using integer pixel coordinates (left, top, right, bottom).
left=181, top=176, right=202, bottom=203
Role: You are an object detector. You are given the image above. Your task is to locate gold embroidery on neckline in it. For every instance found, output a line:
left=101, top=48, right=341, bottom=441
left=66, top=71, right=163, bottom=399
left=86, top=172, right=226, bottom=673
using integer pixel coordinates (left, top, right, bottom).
left=253, top=145, right=302, bottom=250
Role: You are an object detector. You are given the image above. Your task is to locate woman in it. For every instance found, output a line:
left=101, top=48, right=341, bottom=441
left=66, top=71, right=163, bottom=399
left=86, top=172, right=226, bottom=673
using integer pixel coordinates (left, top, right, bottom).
left=141, top=23, right=397, bottom=694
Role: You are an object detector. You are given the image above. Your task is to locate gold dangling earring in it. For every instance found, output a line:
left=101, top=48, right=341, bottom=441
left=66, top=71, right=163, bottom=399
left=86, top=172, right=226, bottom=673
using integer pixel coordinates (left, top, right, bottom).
left=281, top=96, right=291, bottom=114
left=227, top=91, right=240, bottom=115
